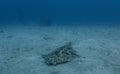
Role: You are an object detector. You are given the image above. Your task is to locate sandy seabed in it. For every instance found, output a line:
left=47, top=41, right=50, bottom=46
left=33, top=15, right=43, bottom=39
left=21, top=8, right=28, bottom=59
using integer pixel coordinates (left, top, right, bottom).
left=0, top=24, right=120, bottom=74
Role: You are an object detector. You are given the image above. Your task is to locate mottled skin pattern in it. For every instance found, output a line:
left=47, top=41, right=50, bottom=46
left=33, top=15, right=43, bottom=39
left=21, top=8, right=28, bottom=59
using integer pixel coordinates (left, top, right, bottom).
left=42, top=42, right=79, bottom=65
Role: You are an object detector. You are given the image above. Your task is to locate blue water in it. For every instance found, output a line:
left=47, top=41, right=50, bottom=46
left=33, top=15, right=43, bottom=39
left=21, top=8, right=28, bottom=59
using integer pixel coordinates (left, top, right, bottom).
left=0, top=0, right=120, bottom=25
left=1, top=1, right=120, bottom=74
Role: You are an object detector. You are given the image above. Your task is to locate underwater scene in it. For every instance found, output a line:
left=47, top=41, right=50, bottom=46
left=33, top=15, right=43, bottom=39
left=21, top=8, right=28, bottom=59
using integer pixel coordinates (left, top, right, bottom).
left=0, top=0, right=120, bottom=74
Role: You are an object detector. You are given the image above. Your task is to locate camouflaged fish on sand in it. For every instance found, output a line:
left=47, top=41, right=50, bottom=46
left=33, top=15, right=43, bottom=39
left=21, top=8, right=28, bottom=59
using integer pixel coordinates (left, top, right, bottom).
left=42, top=42, right=79, bottom=65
